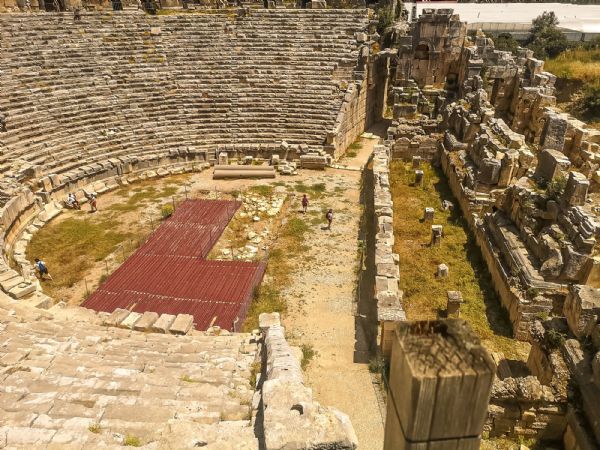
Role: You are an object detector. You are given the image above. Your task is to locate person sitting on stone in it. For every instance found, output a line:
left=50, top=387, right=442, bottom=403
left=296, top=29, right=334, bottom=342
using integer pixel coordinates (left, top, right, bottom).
left=73, top=8, right=81, bottom=21
left=66, top=193, right=80, bottom=209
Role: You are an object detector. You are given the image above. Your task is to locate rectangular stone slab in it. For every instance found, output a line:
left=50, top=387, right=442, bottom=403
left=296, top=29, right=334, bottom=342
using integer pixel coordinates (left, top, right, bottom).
left=152, top=314, right=176, bottom=333
left=169, top=314, right=194, bottom=335
left=133, top=311, right=159, bottom=331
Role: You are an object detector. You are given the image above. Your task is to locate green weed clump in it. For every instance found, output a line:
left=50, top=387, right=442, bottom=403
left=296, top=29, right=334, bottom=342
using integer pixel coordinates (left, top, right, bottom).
left=300, top=344, right=316, bottom=370
left=123, top=435, right=141, bottom=447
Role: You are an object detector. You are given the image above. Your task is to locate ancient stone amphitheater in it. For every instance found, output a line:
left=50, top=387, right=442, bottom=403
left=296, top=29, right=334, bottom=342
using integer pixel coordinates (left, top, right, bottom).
left=0, top=8, right=369, bottom=449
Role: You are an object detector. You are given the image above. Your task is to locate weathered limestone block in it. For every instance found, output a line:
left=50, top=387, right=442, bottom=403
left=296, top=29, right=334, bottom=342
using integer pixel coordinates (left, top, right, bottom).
left=102, top=308, right=131, bottom=327
left=151, top=313, right=176, bottom=333
left=479, top=158, right=501, bottom=185
left=170, top=314, right=194, bottom=335
left=534, top=149, right=571, bottom=182
left=437, top=263, right=449, bottom=278
left=540, top=114, right=568, bottom=151
left=119, top=311, right=142, bottom=329
left=133, top=311, right=159, bottom=331
left=562, top=171, right=589, bottom=208
left=424, top=207, right=434, bottom=221
left=446, top=291, right=463, bottom=318
left=415, top=169, right=424, bottom=186
left=431, top=225, right=443, bottom=246
left=564, top=285, right=600, bottom=339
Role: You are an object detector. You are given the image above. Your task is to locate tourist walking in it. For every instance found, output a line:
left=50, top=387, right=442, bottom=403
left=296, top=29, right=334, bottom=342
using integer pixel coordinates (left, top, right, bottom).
left=325, top=208, right=333, bottom=230
left=34, top=258, right=53, bottom=281
left=301, top=194, right=309, bottom=214
left=89, top=193, right=97, bottom=212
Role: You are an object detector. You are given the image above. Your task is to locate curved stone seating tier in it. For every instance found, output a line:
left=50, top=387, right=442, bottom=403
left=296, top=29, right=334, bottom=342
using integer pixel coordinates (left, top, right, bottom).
left=0, top=10, right=369, bottom=184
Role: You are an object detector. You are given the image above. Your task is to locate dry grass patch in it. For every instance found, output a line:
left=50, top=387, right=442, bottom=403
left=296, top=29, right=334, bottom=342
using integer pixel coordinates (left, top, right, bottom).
left=243, top=212, right=310, bottom=331
left=544, top=47, right=600, bottom=85
left=389, top=161, right=528, bottom=359
left=26, top=216, right=138, bottom=301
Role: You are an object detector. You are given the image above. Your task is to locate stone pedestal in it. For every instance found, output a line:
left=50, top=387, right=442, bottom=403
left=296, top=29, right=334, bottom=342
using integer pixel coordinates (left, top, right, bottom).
left=437, top=263, right=448, bottom=278
left=415, top=169, right=424, bottom=186
left=218, top=152, right=228, bottom=166
left=412, top=156, right=422, bottom=168
left=424, top=207, right=434, bottom=221
left=446, top=290, right=463, bottom=318
left=431, top=225, right=443, bottom=246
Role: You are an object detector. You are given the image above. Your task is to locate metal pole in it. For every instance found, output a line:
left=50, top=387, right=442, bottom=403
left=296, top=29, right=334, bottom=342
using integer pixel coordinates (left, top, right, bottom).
left=84, top=278, right=89, bottom=296
left=172, top=196, right=176, bottom=211
left=105, top=260, right=109, bottom=276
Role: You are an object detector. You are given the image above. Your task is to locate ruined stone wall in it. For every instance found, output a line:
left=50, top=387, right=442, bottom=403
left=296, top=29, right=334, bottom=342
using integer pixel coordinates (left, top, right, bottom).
left=329, top=78, right=369, bottom=159
left=257, top=313, right=358, bottom=449
left=372, top=143, right=405, bottom=357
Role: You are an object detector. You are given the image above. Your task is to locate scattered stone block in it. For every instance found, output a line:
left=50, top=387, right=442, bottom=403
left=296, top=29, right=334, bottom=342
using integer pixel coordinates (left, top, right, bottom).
left=564, top=285, right=600, bottom=339
left=384, top=320, right=494, bottom=449
left=8, top=282, right=36, bottom=299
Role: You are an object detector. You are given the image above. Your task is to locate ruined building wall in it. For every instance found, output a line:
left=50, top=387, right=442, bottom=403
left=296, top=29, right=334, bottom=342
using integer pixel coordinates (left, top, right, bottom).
left=401, top=8, right=467, bottom=88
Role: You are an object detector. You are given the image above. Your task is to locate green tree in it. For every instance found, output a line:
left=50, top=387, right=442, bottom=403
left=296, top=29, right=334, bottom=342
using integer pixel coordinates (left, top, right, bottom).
left=526, top=11, right=569, bottom=59
left=494, top=33, right=519, bottom=54
left=579, top=85, right=600, bottom=120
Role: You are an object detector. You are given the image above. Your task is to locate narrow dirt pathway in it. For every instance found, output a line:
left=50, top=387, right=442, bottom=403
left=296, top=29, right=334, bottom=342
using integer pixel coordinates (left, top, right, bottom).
left=283, top=125, right=387, bottom=450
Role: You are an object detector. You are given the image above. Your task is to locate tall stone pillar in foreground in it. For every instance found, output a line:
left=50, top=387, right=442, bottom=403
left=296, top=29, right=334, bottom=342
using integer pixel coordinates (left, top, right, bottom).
left=384, top=320, right=496, bottom=450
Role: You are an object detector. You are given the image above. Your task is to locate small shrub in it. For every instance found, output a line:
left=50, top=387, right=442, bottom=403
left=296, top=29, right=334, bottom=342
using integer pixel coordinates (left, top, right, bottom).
left=249, top=361, right=261, bottom=388
left=300, top=343, right=316, bottom=370
left=88, top=423, right=101, bottom=434
left=546, top=175, right=567, bottom=202
left=123, top=435, right=142, bottom=447
left=249, top=185, right=274, bottom=197
left=546, top=329, right=566, bottom=349
left=282, top=217, right=310, bottom=239
left=368, top=355, right=385, bottom=374
left=180, top=374, right=197, bottom=383
left=161, top=204, right=174, bottom=219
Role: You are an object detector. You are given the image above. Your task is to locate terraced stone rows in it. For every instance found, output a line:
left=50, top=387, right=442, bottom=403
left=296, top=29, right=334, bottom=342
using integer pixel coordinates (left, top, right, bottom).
left=0, top=10, right=368, bottom=180
left=0, top=296, right=259, bottom=448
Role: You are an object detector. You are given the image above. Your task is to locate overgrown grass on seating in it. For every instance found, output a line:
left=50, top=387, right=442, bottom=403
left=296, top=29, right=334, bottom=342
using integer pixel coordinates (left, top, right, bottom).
left=389, top=161, right=527, bottom=359
left=26, top=217, right=136, bottom=301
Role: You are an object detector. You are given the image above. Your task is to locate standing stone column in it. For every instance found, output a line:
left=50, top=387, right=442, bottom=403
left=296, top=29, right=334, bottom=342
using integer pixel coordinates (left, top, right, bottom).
left=384, top=320, right=495, bottom=450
